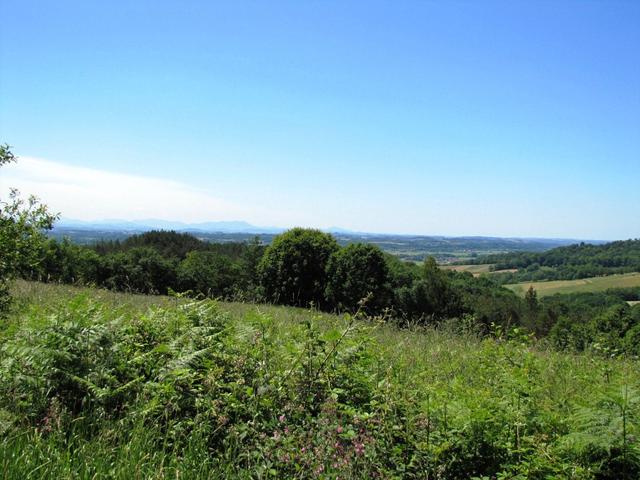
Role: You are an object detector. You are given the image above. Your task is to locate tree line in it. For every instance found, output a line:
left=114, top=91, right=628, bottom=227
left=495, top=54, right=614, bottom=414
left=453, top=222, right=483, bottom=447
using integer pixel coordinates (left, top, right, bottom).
left=472, top=239, right=640, bottom=283
left=14, top=228, right=638, bottom=355
left=2, top=146, right=638, bottom=355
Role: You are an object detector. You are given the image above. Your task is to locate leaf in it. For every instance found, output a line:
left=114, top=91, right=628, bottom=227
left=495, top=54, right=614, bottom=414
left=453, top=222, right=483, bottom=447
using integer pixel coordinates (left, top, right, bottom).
left=322, top=328, right=342, bottom=343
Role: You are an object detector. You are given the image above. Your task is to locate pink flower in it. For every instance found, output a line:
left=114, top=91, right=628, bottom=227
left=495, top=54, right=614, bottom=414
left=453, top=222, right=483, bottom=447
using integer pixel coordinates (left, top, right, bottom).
left=336, top=425, right=343, bottom=433
left=278, top=414, right=286, bottom=423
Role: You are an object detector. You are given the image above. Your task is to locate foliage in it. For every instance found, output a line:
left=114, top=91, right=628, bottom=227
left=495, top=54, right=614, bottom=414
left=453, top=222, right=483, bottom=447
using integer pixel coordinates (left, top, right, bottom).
left=99, top=247, right=177, bottom=295
left=477, top=239, right=640, bottom=284
left=1, top=285, right=639, bottom=478
left=15, top=224, right=640, bottom=353
left=177, top=250, right=242, bottom=298
left=258, top=228, right=339, bottom=307
left=95, top=230, right=209, bottom=259
left=325, top=243, right=391, bottom=314
left=0, top=145, right=58, bottom=313
left=393, top=257, right=465, bottom=323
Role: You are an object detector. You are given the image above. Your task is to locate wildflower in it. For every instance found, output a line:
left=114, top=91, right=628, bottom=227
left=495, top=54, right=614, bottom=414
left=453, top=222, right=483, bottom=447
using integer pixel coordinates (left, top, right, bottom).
left=336, top=425, right=343, bottom=434
left=278, top=414, right=286, bottom=423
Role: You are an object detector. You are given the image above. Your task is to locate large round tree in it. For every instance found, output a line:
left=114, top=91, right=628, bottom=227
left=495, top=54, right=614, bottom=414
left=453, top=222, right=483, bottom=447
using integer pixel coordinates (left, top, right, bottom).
left=325, top=243, right=391, bottom=314
left=258, top=228, right=339, bottom=307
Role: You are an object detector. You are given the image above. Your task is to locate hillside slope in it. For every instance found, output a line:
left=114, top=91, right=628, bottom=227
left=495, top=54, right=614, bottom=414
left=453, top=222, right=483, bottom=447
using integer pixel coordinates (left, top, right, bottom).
left=1, top=282, right=639, bottom=479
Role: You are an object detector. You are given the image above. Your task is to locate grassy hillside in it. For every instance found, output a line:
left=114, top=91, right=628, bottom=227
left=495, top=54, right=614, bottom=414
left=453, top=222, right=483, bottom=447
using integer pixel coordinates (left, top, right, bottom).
left=1, top=282, right=639, bottom=479
left=505, top=272, right=640, bottom=297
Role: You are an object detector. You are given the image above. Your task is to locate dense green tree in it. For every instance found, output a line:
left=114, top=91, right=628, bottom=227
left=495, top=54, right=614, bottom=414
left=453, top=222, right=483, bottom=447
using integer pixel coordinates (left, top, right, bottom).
left=95, top=230, right=207, bottom=259
left=101, top=247, right=177, bottom=294
left=29, top=238, right=101, bottom=284
left=258, top=228, right=339, bottom=307
left=480, top=239, right=640, bottom=284
left=177, top=251, right=241, bottom=298
left=394, top=257, right=464, bottom=322
left=385, top=254, right=420, bottom=290
left=0, top=145, right=58, bottom=312
left=450, top=273, right=521, bottom=329
left=325, top=243, right=391, bottom=314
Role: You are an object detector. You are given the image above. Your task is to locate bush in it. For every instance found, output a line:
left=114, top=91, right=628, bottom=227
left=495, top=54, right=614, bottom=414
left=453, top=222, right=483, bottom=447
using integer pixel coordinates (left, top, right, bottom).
left=1, top=291, right=639, bottom=478
left=325, top=243, right=391, bottom=314
left=258, top=228, right=339, bottom=307
left=177, top=250, right=242, bottom=298
left=0, top=144, right=57, bottom=314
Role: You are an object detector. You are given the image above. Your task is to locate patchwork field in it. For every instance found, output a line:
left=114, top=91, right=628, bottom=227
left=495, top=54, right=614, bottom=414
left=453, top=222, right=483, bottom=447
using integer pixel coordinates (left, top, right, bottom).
left=440, top=264, right=518, bottom=277
left=440, top=263, right=494, bottom=274
left=505, top=272, right=640, bottom=297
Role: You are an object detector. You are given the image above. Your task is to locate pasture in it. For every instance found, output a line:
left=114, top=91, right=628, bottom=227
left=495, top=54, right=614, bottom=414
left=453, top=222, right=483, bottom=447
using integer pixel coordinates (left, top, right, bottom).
left=440, top=263, right=494, bottom=275
left=505, top=272, right=640, bottom=297
left=440, top=263, right=518, bottom=277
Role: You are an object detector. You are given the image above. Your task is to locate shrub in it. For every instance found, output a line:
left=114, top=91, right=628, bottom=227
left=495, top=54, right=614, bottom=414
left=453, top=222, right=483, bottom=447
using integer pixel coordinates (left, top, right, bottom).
left=258, top=228, right=339, bottom=307
left=325, top=243, right=391, bottom=314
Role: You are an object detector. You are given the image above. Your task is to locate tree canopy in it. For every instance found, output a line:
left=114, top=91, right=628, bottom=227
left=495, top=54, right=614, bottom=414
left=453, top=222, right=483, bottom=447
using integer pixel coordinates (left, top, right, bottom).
left=0, top=144, right=58, bottom=312
left=258, top=228, right=339, bottom=307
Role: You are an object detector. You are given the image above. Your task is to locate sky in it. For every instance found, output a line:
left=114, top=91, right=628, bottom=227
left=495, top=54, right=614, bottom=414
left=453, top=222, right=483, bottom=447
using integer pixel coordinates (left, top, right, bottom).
left=1, top=1, right=639, bottom=240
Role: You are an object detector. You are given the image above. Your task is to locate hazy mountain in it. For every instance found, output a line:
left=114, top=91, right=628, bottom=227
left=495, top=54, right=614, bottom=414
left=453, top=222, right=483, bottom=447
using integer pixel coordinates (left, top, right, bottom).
left=56, top=218, right=283, bottom=234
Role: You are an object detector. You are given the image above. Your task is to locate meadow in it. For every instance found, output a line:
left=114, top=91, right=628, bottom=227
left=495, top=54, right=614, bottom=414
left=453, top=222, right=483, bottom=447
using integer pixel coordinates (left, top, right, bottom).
left=1, top=281, right=638, bottom=479
left=439, top=264, right=494, bottom=275
left=505, top=272, right=640, bottom=297
left=439, top=264, right=519, bottom=277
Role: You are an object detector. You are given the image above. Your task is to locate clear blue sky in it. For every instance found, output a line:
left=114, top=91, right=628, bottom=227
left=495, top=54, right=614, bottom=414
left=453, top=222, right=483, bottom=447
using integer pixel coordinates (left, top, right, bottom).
left=1, top=1, right=638, bottom=239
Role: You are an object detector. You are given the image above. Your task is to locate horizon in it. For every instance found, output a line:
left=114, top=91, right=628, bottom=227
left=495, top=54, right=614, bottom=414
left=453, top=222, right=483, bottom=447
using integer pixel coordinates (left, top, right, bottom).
left=1, top=1, right=639, bottom=240
left=55, top=216, right=617, bottom=243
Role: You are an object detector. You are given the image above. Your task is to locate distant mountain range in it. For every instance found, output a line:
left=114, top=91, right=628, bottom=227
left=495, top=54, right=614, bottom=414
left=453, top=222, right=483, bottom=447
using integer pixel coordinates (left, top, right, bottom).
left=56, top=218, right=285, bottom=234
left=49, top=219, right=611, bottom=262
left=54, top=218, right=603, bottom=243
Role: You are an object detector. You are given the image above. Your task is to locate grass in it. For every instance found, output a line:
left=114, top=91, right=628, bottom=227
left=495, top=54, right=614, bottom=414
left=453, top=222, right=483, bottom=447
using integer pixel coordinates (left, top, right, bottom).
left=1, top=281, right=639, bottom=479
left=440, top=264, right=494, bottom=275
left=505, top=272, right=640, bottom=297
left=440, top=264, right=518, bottom=277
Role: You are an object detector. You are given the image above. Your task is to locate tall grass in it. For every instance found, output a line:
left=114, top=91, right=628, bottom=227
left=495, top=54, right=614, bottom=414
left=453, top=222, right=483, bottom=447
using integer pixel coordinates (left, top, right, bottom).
left=1, top=281, right=638, bottom=479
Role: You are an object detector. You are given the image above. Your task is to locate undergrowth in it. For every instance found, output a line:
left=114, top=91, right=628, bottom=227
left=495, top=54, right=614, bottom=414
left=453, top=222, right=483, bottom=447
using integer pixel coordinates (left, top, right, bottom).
left=0, top=284, right=639, bottom=479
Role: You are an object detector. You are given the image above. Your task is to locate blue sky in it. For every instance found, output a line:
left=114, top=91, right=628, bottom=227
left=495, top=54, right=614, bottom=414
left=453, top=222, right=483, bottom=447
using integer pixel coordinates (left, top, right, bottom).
left=1, top=1, right=638, bottom=239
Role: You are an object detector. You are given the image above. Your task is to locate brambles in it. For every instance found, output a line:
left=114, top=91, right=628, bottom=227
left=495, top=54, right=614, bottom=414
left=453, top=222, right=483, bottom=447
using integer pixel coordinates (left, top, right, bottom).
left=1, top=286, right=638, bottom=478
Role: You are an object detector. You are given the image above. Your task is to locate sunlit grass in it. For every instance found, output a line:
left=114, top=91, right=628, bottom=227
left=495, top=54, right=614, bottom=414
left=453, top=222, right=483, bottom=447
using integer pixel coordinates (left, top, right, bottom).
left=2, top=281, right=639, bottom=478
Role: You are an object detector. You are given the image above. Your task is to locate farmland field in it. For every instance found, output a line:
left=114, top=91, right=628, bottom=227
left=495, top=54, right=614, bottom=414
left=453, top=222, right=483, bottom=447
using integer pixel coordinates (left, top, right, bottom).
left=505, top=272, right=640, bottom=297
left=440, top=264, right=518, bottom=276
left=440, top=263, right=494, bottom=274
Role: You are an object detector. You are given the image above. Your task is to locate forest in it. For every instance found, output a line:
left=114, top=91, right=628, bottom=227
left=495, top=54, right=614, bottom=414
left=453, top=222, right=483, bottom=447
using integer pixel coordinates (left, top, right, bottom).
left=472, top=240, right=640, bottom=284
